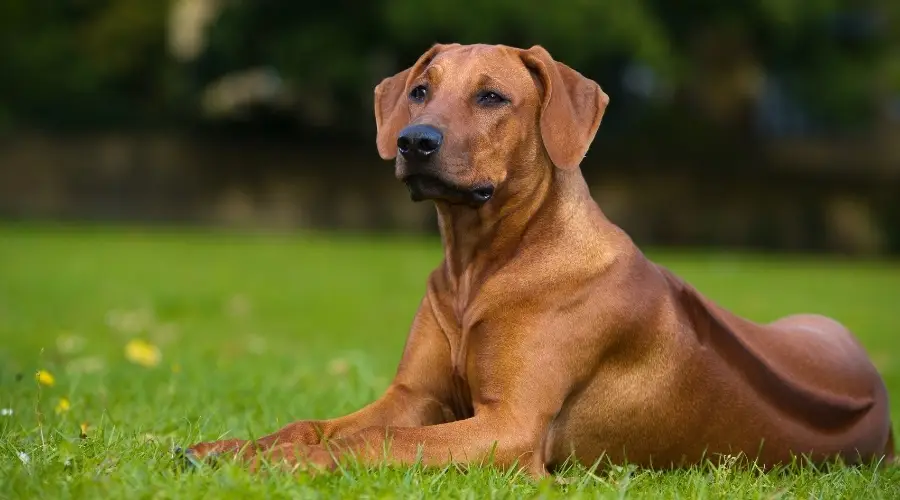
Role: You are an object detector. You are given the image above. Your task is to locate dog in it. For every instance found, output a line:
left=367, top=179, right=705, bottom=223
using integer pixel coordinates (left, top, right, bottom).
left=185, top=43, right=894, bottom=477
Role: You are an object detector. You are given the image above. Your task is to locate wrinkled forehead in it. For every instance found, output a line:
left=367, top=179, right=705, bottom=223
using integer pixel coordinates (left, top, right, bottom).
left=420, top=45, right=538, bottom=97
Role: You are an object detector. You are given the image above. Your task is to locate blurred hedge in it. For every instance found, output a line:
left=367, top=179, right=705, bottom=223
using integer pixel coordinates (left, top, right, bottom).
left=1, top=0, right=897, bottom=141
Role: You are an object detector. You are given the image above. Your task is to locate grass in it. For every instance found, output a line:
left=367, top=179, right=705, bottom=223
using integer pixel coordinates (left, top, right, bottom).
left=1, top=224, right=899, bottom=498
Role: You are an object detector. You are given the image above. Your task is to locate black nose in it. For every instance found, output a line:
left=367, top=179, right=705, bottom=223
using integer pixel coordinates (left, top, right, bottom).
left=397, top=125, right=443, bottom=161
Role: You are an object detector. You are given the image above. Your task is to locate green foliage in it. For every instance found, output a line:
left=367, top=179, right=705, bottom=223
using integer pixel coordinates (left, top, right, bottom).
left=0, top=1, right=175, bottom=128
left=381, top=0, right=671, bottom=67
left=0, top=0, right=896, bottom=133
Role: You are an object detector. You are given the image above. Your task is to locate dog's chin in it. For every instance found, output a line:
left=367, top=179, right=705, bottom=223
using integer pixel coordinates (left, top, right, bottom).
left=401, top=174, right=494, bottom=207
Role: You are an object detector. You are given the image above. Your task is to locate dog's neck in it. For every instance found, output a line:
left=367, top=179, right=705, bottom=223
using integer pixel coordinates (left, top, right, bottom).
left=433, top=165, right=594, bottom=289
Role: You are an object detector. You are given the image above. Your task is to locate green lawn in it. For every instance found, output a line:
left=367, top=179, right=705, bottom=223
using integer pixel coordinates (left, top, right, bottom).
left=1, top=225, right=899, bottom=498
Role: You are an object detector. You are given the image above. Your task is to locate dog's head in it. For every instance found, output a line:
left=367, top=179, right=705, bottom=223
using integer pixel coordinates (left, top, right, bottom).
left=374, top=43, right=609, bottom=207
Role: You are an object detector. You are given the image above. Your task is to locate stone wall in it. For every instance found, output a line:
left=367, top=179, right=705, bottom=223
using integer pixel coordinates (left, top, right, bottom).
left=1, top=132, right=897, bottom=255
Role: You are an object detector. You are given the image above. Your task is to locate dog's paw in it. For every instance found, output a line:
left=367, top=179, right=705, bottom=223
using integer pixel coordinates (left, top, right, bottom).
left=172, top=446, right=210, bottom=472
left=174, top=439, right=251, bottom=471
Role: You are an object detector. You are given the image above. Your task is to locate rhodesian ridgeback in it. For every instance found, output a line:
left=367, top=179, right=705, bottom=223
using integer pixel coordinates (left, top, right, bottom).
left=185, top=43, right=895, bottom=477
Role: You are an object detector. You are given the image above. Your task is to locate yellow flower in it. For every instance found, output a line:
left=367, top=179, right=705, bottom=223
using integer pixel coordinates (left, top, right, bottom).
left=55, top=397, right=70, bottom=414
left=80, top=422, right=90, bottom=438
left=125, top=339, right=161, bottom=367
left=35, top=370, right=55, bottom=386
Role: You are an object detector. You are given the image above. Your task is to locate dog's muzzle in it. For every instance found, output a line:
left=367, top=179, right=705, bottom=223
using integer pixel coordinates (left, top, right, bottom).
left=396, top=124, right=494, bottom=206
left=402, top=173, right=494, bottom=206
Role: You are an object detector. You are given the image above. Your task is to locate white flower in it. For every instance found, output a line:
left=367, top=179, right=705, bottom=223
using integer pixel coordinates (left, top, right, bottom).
left=56, top=333, right=85, bottom=354
left=17, top=451, right=30, bottom=464
left=0, top=408, right=12, bottom=416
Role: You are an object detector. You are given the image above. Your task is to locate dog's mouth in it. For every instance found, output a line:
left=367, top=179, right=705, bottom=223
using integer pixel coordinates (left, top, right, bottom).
left=402, top=174, right=494, bottom=207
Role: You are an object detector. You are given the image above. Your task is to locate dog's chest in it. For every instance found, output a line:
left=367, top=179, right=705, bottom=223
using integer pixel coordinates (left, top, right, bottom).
left=446, top=323, right=476, bottom=419
left=434, top=273, right=489, bottom=419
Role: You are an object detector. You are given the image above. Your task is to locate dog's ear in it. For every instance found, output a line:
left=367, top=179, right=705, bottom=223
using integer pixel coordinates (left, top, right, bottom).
left=520, top=45, right=609, bottom=170
left=374, top=44, right=446, bottom=160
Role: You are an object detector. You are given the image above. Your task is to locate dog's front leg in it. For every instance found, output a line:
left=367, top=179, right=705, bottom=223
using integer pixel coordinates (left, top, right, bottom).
left=249, top=327, right=590, bottom=479
left=185, top=296, right=456, bottom=462
left=251, top=408, right=550, bottom=478
left=185, top=383, right=450, bottom=461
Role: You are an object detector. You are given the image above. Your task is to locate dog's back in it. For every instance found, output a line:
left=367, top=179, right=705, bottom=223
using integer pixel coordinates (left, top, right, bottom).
left=646, top=261, right=894, bottom=466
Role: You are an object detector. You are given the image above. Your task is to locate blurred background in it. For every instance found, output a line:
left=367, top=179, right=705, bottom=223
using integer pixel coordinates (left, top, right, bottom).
left=1, top=0, right=899, bottom=256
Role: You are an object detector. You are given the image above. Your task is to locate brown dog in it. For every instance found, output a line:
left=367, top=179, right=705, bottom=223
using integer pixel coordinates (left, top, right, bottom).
left=186, top=43, right=895, bottom=477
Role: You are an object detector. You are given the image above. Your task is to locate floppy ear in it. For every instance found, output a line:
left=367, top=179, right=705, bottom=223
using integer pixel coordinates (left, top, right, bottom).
left=520, top=45, right=610, bottom=170
left=373, top=44, right=446, bottom=160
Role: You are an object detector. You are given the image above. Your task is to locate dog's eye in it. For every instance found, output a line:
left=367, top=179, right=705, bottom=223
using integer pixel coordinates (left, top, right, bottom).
left=476, top=91, right=508, bottom=106
left=409, top=85, right=428, bottom=103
